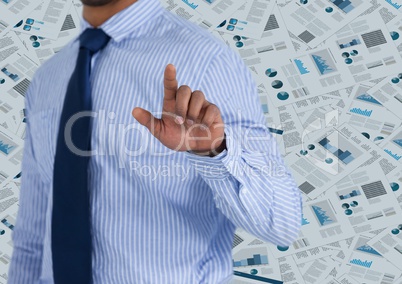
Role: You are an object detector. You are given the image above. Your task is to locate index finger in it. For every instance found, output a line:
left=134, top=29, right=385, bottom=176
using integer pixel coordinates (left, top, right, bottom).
left=164, top=63, right=178, bottom=102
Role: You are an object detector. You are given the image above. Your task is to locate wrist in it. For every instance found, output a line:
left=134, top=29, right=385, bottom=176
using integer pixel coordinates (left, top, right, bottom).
left=187, top=134, right=227, bottom=157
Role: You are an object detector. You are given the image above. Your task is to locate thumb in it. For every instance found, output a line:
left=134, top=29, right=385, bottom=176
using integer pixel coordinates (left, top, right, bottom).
left=132, top=107, right=161, bottom=138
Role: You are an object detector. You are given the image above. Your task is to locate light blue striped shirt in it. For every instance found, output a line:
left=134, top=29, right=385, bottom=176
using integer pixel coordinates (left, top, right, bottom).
left=8, top=0, right=302, bottom=283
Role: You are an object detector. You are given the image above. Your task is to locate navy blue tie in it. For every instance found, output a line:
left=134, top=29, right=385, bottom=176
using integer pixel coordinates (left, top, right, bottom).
left=52, top=28, right=110, bottom=284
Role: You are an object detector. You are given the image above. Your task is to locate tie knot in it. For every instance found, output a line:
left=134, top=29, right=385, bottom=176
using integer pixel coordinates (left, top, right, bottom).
left=79, top=28, right=111, bottom=53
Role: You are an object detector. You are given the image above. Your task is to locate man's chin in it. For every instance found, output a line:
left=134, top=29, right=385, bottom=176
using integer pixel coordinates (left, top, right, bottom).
left=81, top=0, right=116, bottom=6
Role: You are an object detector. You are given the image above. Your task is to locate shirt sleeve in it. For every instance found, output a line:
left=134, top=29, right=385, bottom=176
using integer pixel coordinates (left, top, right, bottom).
left=8, top=80, right=48, bottom=283
left=185, top=47, right=303, bottom=247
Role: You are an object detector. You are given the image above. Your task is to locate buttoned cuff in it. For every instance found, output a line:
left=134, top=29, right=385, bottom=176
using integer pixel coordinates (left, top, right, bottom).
left=184, top=132, right=241, bottom=180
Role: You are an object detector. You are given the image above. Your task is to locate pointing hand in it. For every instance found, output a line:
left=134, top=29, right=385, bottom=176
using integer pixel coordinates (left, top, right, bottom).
left=132, top=64, right=226, bottom=156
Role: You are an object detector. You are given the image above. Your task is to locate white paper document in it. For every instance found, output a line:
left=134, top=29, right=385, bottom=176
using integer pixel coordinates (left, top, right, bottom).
left=268, top=195, right=355, bottom=258
left=12, top=0, right=72, bottom=40
left=0, top=0, right=40, bottom=37
left=340, top=233, right=402, bottom=283
left=256, top=12, right=402, bottom=107
left=328, top=163, right=402, bottom=234
left=214, top=0, right=275, bottom=40
left=222, top=5, right=296, bottom=71
left=340, top=84, right=402, bottom=144
left=278, top=0, right=372, bottom=47
left=367, top=72, right=402, bottom=120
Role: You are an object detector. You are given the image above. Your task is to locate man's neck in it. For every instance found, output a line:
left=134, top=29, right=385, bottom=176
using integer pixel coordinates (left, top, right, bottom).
left=83, top=0, right=138, bottom=27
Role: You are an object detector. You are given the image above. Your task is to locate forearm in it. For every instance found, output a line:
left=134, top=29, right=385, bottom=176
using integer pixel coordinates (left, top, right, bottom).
left=186, top=130, right=302, bottom=246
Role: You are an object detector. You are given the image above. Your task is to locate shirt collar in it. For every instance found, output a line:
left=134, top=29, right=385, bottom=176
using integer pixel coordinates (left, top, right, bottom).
left=79, top=0, right=163, bottom=43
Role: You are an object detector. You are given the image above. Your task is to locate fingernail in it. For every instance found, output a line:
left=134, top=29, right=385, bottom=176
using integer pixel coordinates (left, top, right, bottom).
left=187, top=119, right=194, bottom=126
left=175, top=116, right=184, bottom=124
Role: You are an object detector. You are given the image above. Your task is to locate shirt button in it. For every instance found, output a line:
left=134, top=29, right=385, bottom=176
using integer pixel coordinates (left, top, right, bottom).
left=242, top=188, right=248, bottom=194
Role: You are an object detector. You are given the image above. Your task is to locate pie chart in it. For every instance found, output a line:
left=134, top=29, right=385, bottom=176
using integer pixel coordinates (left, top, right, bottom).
left=392, top=77, right=400, bottom=84
left=345, top=58, right=353, bottom=64
left=391, top=31, right=400, bottom=41
left=350, top=201, right=358, bottom=207
left=350, top=50, right=358, bottom=56
left=14, top=20, right=23, bottom=28
left=265, top=68, right=277, bottom=77
left=300, top=0, right=308, bottom=4
left=374, top=136, right=384, bottom=142
left=271, top=80, right=283, bottom=89
left=277, top=91, right=289, bottom=100
left=217, top=20, right=226, bottom=28
left=390, top=182, right=399, bottom=192
left=277, top=246, right=289, bottom=251
left=250, top=269, right=258, bottom=275
left=345, top=209, right=353, bottom=215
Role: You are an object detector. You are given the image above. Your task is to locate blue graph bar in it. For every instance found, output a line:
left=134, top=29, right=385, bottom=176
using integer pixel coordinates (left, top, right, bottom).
left=247, top=258, right=255, bottom=265
left=233, top=271, right=283, bottom=284
left=1, top=219, right=14, bottom=230
left=338, top=150, right=352, bottom=161
left=386, top=0, right=402, bottom=9
left=268, top=127, right=284, bottom=135
left=343, top=155, right=354, bottom=164
left=254, top=254, right=261, bottom=265
left=337, top=1, right=351, bottom=10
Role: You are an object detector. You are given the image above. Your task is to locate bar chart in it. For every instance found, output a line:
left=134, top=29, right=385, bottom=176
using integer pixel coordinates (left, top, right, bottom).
left=330, top=0, right=364, bottom=14
left=318, top=137, right=356, bottom=164
left=233, top=247, right=269, bottom=267
left=349, top=107, right=373, bottom=117
left=337, top=189, right=361, bottom=200
left=350, top=258, right=373, bottom=268
left=337, top=36, right=361, bottom=49
left=233, top=253, right=269, bottom=267
left=1, top=65, right=20, bottom=82
left=385, top=0, right=402, bottom=10
left=384, top=149, right=402, bottom=161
